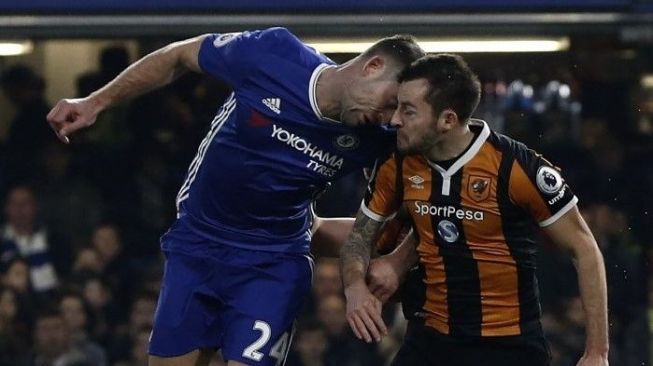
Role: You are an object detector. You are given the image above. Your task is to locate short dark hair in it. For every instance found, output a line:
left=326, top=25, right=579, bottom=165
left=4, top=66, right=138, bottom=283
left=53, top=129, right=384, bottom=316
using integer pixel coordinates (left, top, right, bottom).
left=362, top=35, right=425, bottom=69
left=399, top=54, right=481, bottom=122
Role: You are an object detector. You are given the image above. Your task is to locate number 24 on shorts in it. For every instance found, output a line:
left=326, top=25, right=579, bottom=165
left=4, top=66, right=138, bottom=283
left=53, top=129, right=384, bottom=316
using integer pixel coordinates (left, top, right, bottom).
left=242, top=320, right=291, bottom=365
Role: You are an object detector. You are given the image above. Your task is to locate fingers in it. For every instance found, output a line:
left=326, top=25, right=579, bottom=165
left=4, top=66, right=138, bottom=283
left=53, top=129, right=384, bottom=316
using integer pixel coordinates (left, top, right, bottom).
left=360, top=303, right=387, bottom=340
left=47, top=99, right=89, bottom=144
left=47, top=102, right=67, bottom=143
left=59, top=120, right=86, bottom=140
left=348, top=314, right=371, bottom=342
left=347, top=299, right=387, bottom=343
left=47, top=100, right=74, bottom=143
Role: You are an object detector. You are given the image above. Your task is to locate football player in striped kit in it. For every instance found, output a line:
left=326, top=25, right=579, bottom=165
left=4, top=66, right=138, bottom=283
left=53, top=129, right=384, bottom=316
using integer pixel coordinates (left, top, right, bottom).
left=340, top=54, right=609, bottom=366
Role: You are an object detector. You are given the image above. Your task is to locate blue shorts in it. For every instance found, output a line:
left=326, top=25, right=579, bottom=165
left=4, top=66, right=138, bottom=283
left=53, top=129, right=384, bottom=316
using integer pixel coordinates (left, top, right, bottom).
left=149, top=243, right=314, bottom=365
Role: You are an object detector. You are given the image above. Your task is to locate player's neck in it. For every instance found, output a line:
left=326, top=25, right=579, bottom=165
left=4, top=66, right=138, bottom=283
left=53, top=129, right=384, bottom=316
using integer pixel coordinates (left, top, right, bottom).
left=426, top=123, right=475, bottom=163
left=314, top=62, right=353, bottom=121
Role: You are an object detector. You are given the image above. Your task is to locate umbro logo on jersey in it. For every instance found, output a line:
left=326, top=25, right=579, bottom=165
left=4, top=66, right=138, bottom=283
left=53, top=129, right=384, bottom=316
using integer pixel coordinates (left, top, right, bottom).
left=262, top=98, right=281, bottom=114
left=409, top=175, right=425, bottom=189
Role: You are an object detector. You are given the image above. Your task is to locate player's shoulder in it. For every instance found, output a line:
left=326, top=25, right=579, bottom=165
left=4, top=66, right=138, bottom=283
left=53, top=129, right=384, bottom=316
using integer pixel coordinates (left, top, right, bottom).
left=249, top=27, right=304, bottom=50
left=487, top=129, right=538, bottom=163
left=258, top=27, right=296, bottom=40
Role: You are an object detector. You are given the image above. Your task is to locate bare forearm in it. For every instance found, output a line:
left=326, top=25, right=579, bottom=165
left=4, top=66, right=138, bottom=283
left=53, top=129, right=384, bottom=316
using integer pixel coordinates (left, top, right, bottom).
left=340, top=211, right=382, bottom=288
left=89, top=37, right=203, bottom=112
left=575, top=246, right=609, bottom=354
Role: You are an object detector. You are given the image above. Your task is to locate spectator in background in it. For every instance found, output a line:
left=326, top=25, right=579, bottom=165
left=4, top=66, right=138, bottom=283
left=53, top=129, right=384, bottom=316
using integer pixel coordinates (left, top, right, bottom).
left=109, top=290, right=158, bottom=363
left=30, top=308, right=69, bottom=366
left=77, top=46, right=130, bottom=98
left=1, top=257, right=31, bottom=295
left=80, top=274, right=120, bottom=346
left=71, top=247, right=103, bottom=276
left=302, top=259, right=342, bottom=317
left=287, top=319, right=330, bottom=366
left=36, top=143, right=104, bottom=249
left=29, top=306, right=105, bottom=366
left=132, top=142, right=179, bottom=255
left=91, top=223, right=139, bottom=297
left=0, top=185, right=67, bottom=293
left=0, top=285, right=30, bottom=366
left=59, top=290, right=108, bottom=366
left=76, top=46, right=133, bottom=146
left=115, top=326, right=152, bottom=366
left=0, top=65, right=56, bottom=188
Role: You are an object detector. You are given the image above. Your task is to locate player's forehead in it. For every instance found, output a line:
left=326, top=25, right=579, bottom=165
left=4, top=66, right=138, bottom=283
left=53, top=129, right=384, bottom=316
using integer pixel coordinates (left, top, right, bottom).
left=398, top=79, right=429, bottom=104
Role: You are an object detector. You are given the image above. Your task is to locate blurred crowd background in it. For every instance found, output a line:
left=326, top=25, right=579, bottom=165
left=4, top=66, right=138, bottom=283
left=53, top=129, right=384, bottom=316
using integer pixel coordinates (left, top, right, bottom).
left=0, top=16, right=652, bottom=366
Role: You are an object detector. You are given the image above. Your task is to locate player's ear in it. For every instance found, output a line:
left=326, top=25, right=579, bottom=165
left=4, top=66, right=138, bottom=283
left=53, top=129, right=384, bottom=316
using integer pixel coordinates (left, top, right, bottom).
left=438, top=109, right=459, bottom=131
left=362, top=55, right=385, bottom=77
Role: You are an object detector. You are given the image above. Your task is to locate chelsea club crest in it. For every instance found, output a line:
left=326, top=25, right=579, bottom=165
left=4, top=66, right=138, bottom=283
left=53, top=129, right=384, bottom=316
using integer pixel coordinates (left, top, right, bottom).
left=334, top=134, right=360, bottom=150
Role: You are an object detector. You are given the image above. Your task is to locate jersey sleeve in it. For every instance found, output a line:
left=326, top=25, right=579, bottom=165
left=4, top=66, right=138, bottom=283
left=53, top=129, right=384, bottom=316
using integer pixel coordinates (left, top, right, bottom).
left=198, top=27, right=291, bottom=88
left=361, top=155, right=402, bottom=222
left=509, top=145, right=578, bottom=227
left=375, top=207, right=411, bottom=254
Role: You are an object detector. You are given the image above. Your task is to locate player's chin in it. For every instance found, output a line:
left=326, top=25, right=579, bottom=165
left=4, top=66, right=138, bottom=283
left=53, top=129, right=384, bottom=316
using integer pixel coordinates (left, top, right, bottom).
left=396, top=139, right=413, bottom=154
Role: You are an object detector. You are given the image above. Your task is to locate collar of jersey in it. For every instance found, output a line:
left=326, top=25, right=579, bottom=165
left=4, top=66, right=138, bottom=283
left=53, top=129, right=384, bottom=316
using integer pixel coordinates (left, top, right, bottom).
left=309, top=63, right=341, bottom=124
left=426, top=119, right=490, bottom=177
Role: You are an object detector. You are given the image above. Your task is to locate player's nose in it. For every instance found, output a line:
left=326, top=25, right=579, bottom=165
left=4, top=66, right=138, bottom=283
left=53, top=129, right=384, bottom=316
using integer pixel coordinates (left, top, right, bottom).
left=389, top=110, right=403, bottom=128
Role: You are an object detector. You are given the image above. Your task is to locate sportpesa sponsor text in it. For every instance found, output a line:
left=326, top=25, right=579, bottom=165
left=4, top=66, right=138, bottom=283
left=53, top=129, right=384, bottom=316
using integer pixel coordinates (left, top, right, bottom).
left=414, top=201, right=484, bottom=221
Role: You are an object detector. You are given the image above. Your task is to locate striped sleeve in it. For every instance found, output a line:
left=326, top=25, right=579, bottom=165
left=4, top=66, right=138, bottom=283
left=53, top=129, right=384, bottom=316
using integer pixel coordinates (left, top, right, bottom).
left=361, top=154, right=402, bottom=222
left=375, top=207, right=411, bottom=254
left=509, top=145, right=578, bottom=227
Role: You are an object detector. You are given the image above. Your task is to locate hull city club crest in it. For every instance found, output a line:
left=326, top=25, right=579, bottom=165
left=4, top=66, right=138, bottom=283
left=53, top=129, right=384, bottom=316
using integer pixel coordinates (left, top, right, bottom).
left=468, top=175, right=491, bottom=202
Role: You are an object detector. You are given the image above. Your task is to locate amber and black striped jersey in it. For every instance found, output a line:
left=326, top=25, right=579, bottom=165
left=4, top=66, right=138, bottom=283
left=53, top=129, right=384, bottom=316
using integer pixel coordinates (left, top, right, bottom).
left=363, top=119, right=577, bottom=338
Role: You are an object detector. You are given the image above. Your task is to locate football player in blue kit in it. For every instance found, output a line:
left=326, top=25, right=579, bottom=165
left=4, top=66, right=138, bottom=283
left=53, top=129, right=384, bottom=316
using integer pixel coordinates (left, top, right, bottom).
left=47, top=27, right=424, bottom=366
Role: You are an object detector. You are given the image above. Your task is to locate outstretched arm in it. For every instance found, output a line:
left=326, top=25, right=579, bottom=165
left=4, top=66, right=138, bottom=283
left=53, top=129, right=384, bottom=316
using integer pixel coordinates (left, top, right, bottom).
left=543, top=206, right=609, bottom=366
left=47, top=35, right=207, bottom=143
left=340, top=209, right=387, bottom=343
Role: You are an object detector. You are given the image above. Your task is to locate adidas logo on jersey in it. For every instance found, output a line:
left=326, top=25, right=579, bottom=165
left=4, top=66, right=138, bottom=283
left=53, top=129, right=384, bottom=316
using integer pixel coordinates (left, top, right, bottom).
left=262, top=98, right=281, bottom=114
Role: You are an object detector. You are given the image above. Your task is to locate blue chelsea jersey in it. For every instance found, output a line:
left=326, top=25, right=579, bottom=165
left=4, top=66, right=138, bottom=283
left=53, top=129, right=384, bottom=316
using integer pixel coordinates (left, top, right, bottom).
left=163, top=27, right=395, bottom=254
